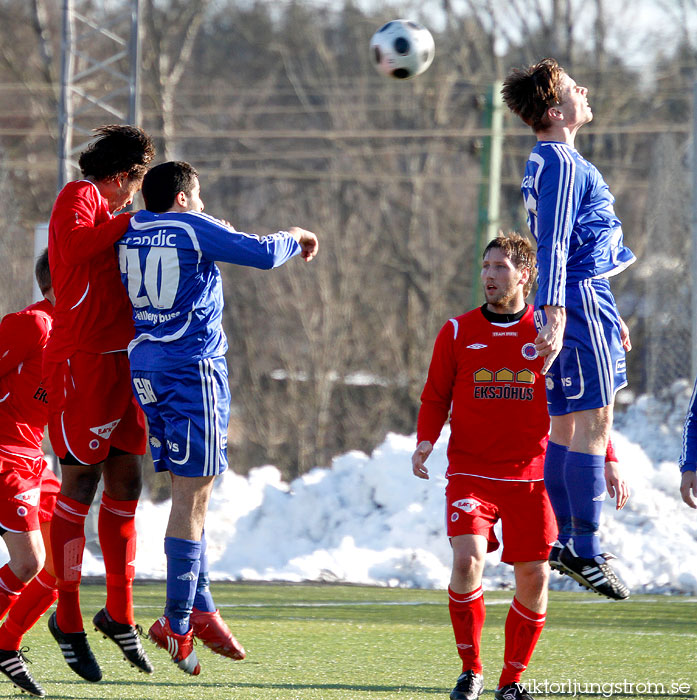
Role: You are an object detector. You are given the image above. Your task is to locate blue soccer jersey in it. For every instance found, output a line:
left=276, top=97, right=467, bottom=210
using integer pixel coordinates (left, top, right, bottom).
left=118, top=210, right=300, bottom=370
left=521, top=141, right=635, bottom=308
left=680, top=381, right=697, bottom=473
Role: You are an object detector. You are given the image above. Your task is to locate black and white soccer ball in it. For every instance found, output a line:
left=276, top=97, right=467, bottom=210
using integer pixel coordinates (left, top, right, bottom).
left=369, top=19, right=435, bottom=80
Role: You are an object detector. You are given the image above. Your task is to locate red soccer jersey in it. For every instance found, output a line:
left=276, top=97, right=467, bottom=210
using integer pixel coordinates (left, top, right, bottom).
left=45, top=180, right=134, bottom=362
left=417, top=305, right=548, bottom=481
left=0, top=299, right=53, bottom=461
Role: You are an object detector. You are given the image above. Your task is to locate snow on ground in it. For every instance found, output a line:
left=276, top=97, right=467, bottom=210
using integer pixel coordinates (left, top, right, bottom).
left=2, top=381, right=696, bottom=593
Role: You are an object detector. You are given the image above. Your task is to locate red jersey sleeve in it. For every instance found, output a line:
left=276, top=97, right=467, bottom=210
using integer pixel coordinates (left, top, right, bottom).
left=605, top=437, right=617, bottom=463
left=416, top=320, right=457, bottom=445
left=0, top=312, right=47, bottom=378
left=51, top=184, right=131, bottom=265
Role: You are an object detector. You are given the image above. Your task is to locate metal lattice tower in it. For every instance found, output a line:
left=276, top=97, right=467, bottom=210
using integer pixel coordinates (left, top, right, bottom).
left=57, top=0, right=141, bottom=189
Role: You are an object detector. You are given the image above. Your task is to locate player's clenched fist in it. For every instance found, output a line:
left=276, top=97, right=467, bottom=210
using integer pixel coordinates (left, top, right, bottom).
left=289, top=226, right=319, bottom=261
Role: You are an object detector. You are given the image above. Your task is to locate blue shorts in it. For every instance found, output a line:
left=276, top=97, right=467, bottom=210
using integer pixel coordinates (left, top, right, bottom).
left=535, top=278, right=627, bottom=415
left=131, top=357, right=229, bottom=477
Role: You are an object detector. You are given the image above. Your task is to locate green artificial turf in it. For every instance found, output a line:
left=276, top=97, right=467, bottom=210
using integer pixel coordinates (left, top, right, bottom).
left=1, top=583, right=694, bottom=700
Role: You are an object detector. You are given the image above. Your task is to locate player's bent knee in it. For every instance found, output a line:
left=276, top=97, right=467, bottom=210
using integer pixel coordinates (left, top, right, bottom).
left=60, top=464, right=103, bottom=504
left=11, top=551, right=45, bottom=583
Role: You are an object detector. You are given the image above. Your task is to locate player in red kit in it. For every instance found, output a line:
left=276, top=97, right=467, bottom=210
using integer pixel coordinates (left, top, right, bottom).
left=0, top=251, right=58, bottom=697
left=413, top=234, right=549, bottom=700
left=44, top=125, right=155, bottom=681
left=413, top=234, right=624, bottom=700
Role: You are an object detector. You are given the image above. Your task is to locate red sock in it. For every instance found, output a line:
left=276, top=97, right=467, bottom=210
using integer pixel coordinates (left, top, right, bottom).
left=51, top=494, right=90, bottom=633
left=448, top=586, right=485, bottom=674
left=99, top=493, right=138, bottom=626
left=0, top=569, right=57, bottom=650
left=0, top=564, right=27, bottom=620
left=498, top=597, right=546, bottom=687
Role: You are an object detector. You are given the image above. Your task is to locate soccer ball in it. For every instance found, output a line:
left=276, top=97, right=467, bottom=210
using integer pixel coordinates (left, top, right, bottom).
left=369, top=19, right=435, bottom=80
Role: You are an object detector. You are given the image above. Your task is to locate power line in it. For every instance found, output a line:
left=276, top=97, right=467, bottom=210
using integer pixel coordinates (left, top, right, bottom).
left=0, top=123, right=690, bottom=140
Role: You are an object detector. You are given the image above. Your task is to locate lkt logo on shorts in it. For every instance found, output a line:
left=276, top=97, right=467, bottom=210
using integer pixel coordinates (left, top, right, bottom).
left=89, top=419, right=121, bottom=440
left=451, top=498, right=481, bottom=513
left=13, top=488, right=40, bottom=506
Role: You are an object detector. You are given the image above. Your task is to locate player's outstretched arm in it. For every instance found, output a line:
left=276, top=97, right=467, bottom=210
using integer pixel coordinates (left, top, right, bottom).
left=535, top=305, right=566, bottom=375
left=289, top=226, right=319, bottom=261
left=680, top=471, right=697, bottom=509
left=604, top=458, right=629, bottom=510
left=412, top=440, right=433, bottom=480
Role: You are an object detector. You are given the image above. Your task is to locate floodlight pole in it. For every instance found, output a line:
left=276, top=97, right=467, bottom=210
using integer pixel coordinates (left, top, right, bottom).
left=692, top=79, right=697, bottom=378
left=57, top=0, right=75, bottom=192
left=471, top=81, right=504, bottom=307
left=56, top=0, right=141, bottom=191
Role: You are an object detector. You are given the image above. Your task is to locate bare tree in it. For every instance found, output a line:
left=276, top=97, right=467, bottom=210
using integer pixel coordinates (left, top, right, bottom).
left=141, top=0, right=211, bottom=159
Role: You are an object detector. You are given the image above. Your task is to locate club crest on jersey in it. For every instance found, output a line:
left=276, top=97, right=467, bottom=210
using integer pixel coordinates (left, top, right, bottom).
left=16, top=506, right=28, bottom=517
left=14, top=488, right=40, bottom=506
left=452, top=498, right=481, bottom=513
left=89, top=419, right=120, bottom=440
left=150, top=436, right=162, bottom=449
left=521, top=343, right=538, bottom=360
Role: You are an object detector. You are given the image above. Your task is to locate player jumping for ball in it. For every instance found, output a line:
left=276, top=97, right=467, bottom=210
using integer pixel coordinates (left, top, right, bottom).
left=501, top=59, right=634, bottom=600
left=117, top=161, right=319, bottom=675
left=45, top=125, right=155, bottom=681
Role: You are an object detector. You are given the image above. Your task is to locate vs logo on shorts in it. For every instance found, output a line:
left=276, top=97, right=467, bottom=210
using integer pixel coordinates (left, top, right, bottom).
left=451, top=498, right=481, bottom=513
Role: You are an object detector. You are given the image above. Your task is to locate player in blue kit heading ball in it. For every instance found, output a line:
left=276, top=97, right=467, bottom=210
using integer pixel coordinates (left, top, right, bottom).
left=501, top=58, right=633, bottom=600
left=118, top=161, right=319, bottom=674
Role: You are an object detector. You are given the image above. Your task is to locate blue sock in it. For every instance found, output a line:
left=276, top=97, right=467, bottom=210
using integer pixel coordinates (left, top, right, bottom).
left=164, top=536, right=202, bottom=635
left=543, top=441, right=571, bottom=544
left=564, top=452, right=606, bottom=558
left=193, top=530, right=216, bottom=613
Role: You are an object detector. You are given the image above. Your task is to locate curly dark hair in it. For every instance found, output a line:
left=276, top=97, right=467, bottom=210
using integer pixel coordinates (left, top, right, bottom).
left=483, top=233, right=537, bottom=298
left=78, top=125, right=155, bottom=181
left=501, top=58, right=565, bottom=133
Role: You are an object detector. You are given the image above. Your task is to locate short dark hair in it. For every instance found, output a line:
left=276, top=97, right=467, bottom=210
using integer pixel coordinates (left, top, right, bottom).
left=142, top=161, right=199, bottom=213
left=35, top=248, right=51, bottom=295
left=78, top=124, right=155, bottom=181
left=501, top=58, right=565, bottom=133
left=483, top=233, right=537, bottom=298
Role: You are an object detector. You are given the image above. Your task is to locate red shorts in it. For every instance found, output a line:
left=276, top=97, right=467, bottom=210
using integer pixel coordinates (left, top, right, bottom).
left=0, top=455, right=61, bottom=532
left=445, top=475, right=557, bottom=564
left=45, top=351, right=147, bottom=464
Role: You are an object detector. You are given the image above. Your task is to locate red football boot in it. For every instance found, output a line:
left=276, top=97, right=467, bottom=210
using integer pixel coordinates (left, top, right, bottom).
left=190, top=609, right=246, bottom=660
left=148, top=617, right=200, bottom=676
